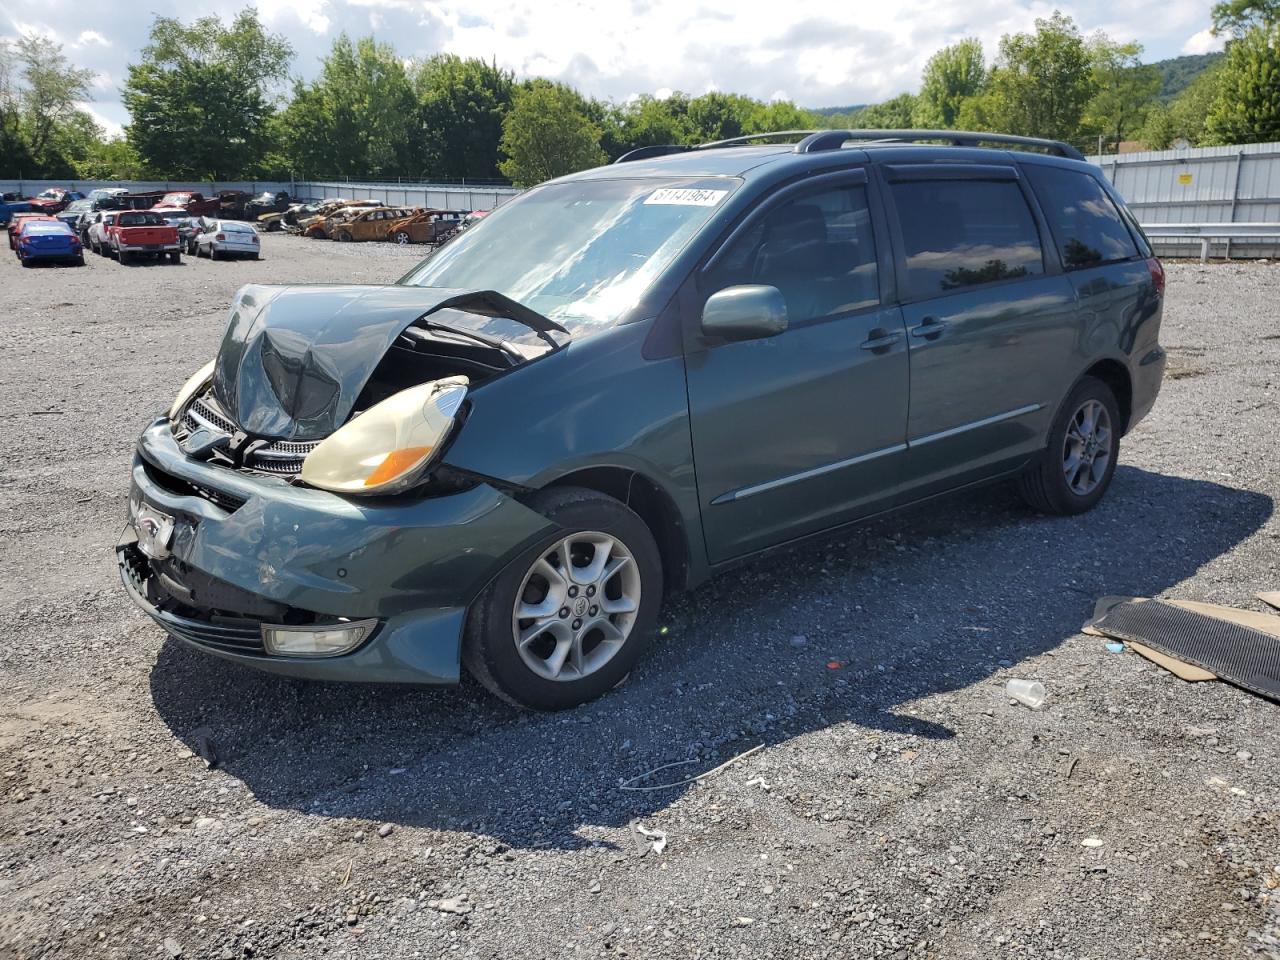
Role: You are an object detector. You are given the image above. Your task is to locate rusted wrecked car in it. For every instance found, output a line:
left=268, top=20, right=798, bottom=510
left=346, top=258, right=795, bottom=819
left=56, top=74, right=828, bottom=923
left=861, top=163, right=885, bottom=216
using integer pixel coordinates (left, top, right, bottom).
left=296, top=199, right=377, bottom=238
left=385, top=209, right=468, bottom=245
left=327, top=207, right=417, bottom=242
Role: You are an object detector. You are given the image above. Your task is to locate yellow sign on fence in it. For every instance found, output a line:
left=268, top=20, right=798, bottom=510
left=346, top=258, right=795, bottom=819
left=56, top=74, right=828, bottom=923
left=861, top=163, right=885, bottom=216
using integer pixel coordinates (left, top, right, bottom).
left=1178, top=173, right=1193, bottom=185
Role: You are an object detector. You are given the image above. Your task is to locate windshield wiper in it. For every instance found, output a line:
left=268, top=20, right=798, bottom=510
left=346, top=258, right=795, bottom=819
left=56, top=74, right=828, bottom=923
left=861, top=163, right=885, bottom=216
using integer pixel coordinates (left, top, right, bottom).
left=419, top=290, right=569, bottom=350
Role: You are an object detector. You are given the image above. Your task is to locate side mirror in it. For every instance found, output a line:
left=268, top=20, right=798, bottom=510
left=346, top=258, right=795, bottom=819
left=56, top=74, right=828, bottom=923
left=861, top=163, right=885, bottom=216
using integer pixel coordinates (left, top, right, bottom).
left=701, top=285, right=789, bottom=342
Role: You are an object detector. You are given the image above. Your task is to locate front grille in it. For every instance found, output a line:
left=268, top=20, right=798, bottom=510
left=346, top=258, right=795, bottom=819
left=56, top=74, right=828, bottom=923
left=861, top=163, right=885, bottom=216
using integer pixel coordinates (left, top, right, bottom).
left=141, top=458, right=247, bottom=513
left=178, top=390, right=319, bottom=476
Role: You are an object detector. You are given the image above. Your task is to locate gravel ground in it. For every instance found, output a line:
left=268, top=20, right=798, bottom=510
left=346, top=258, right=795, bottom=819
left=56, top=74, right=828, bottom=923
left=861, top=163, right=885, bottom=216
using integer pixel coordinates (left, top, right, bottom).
left=1, top=236, right=1278, bottom=960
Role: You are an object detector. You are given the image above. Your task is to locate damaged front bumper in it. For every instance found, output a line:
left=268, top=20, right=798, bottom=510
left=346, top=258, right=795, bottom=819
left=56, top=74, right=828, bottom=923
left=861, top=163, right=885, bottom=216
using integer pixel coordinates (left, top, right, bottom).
left=118, top=419, right=556, bottom=683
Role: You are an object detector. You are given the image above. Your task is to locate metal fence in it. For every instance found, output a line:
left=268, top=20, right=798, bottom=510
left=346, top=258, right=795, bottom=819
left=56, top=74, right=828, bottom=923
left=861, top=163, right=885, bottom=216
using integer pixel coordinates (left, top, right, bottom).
left=0, top=178, right=521, bottom=213
left=1093, top=141, right=1280, bottom=259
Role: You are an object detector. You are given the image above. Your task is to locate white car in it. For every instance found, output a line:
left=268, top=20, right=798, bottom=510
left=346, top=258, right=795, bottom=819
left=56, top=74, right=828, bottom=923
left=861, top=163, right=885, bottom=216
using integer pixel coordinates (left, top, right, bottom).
left=191, top=219, right=261, bottom=260
left=87, top=211, right=118, bottom=255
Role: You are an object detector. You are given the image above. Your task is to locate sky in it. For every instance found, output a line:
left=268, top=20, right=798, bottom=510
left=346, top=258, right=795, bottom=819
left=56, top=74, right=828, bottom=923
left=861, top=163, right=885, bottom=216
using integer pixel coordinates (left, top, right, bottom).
left=2, top=0, right=1226, bottom=139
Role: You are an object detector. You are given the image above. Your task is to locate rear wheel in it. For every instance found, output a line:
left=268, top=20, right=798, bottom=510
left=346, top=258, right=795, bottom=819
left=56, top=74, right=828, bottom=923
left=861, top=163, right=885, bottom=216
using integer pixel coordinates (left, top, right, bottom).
left=394, top=231, right=411, bottom=245
left=118, top=249, right=130, bottom=265
left=336, top=230, right=352, bottom=242
left=210, top=246, right=220, bottom=260
left=463, top=487, right=663, bottom=710
left=1017, top=376, right=1121, bottom=515
left=169, top=251, right=181, bottom=264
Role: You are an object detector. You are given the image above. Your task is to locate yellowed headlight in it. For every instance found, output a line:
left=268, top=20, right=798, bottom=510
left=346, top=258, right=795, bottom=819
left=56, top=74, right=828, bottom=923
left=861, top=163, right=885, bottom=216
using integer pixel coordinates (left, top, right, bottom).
left=300, top=376, right=469, bottom=495
left=168, top=360, right=216, bottom=421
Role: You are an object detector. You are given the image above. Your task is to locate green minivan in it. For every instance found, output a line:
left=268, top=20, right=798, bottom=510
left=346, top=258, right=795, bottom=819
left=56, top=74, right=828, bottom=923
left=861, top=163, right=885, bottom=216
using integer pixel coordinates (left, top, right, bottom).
left=118, top=129, right=1166, bottom=708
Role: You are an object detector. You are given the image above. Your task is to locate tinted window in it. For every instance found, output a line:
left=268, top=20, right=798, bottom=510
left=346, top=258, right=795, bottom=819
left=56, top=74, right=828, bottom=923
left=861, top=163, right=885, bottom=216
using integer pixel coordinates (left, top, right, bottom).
left=891, top=179, right=1043, bottom=298
left=1025, top=165, right=1139, bottom=268
left=706, top=184, right=880, bottom=323
left=119, top=213, right=164, bottom=226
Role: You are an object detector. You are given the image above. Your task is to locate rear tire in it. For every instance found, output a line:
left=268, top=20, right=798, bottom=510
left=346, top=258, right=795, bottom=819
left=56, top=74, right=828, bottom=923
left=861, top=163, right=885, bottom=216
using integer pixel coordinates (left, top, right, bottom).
left=210, top=247, right=220, bottom=260
left=336, top=231, right=352, bottom=242
left=1017, top=376, right=1121, bottom=515
left=118, top=249, right=130, bottom=265
left=169, top=251, right=181, bottom=264
left=463, top=487, right=663, bottom=710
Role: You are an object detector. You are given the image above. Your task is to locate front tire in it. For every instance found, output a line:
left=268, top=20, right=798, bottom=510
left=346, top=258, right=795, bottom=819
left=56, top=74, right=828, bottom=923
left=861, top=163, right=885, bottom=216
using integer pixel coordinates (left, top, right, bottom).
left=1017, top=376, right=1120, bottom=515
left=463, top=487, right=663, bottom=710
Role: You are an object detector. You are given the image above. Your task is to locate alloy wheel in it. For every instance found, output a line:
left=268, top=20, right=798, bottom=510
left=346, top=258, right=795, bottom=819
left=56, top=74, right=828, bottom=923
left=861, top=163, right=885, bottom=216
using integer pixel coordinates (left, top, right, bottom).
left=511, top=531, right=641, bottom=682
left=1062, top=398, right=1112, bottom=496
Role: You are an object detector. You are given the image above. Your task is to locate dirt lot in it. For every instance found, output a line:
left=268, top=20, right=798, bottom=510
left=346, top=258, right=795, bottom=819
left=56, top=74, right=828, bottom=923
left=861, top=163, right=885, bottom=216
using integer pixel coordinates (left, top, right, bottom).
left=1, top=236, right=1277, bottom=960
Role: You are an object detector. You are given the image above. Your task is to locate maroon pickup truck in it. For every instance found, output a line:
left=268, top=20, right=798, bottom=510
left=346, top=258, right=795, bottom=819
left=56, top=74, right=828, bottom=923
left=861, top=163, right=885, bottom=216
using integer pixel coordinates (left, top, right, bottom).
left=154, top=191, right=221, bottom=217
left=106, top=211, right=182, bottom=264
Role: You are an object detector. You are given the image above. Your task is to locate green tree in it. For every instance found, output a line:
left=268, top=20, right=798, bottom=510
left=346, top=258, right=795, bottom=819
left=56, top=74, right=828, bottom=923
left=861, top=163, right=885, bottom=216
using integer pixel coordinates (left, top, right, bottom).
left=277, top=35, right=419, bottom=178
left=414, top=55, right=514, bottom=180
left=1139, top=64, right=1224, bottom=147
left=13, top=35, right=93, bottom=167
left=123, top=8, right=292, bottom=179
left=499, top=80, right=605, bottom=186
left=982, top=12, right=1096, bottom=142
left=1083, top=37, right=1162, bottom=148
left=1211, top=0, right=1280, bottom=37
left=913, top=38, right=986, bottom=128
left=849, top=93, right=918, bottom=128
left=1204, top=24, right=1280, bottom=144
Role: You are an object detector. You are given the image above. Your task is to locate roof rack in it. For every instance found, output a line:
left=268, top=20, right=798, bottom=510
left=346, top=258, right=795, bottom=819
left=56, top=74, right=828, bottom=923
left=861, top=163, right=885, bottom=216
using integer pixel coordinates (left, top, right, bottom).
left=613, top=128, right=1085, bottom=164
left=793, top=129, right=1085, bottom=160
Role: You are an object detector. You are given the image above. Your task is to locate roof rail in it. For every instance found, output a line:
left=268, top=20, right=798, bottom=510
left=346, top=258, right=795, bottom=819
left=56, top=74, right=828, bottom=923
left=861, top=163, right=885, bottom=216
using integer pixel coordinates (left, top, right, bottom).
left=613, top=129, right=1087, bottom=165
left=793, top=129, right=1085, bottom=161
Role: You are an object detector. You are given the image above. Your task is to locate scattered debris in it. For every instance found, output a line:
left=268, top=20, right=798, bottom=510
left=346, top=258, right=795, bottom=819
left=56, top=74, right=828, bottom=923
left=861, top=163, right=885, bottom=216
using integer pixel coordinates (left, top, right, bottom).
left=1257, top=591, right=1280, bottom=611
left=631, top=822, right=668, bottom=856
left=1104, top=641, right=1125, bottom=653
left=619, top=743, right=764, bottom=792
left=1081, top=838, right=1104, bottom=848
left=189, top=726, right=218, bottom=769
left=1066, top=756, right=1080, bottom=780
left=1006, top=678, right=1046, bottom=709
left=731, top=916, right=756, bottom=927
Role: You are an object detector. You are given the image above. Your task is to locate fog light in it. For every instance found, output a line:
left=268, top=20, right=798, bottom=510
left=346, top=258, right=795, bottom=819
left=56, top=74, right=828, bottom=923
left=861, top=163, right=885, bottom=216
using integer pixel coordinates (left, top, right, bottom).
left=261, top=620, right=376, bottom=657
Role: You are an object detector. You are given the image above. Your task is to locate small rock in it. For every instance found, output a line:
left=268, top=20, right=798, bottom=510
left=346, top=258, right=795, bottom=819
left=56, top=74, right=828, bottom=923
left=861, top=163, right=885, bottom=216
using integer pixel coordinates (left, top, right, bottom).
left=1236, top=750, right=1253, bottom=762
left=1081, top=838, right=1104, bottom=848
left=194, top=817, right=220, bottom=832
left=430, top=897, right=472, bottom=915
left=163, top=937, right=183, bottom=958
left=731, top=916, right=755, bottom=927
left=588, top=879, right=601, bottom=894
left=377, top=823, right=394, bottom=838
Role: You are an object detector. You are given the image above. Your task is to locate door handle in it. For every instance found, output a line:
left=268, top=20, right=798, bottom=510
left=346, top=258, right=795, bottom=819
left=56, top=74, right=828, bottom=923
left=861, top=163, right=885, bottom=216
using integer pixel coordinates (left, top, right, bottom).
left=909, top=316, right=947, bottom=340
left=859, top=329, right=902, bottom=352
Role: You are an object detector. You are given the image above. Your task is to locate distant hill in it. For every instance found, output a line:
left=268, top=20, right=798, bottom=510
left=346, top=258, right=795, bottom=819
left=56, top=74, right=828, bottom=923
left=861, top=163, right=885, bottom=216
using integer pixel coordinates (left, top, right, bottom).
left=809, top=104, right=867, bottom=117
left=1152, top=52, right=1224, bottom=100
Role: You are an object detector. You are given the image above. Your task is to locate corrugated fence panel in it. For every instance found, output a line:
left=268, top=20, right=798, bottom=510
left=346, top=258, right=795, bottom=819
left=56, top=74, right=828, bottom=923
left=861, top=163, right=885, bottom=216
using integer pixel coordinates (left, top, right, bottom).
left=1095, top=141, right=1280, bottom=258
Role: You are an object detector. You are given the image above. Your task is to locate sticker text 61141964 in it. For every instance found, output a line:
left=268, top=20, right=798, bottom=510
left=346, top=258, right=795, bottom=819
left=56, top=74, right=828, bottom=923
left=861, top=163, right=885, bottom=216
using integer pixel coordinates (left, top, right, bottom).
left=643, top=188, right=729, bottom=207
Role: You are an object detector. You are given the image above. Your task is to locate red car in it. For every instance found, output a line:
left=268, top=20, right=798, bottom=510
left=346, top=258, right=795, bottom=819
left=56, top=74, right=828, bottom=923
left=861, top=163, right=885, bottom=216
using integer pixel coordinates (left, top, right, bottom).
left=7, top=213, right=56, bottom=250
left=27, top=187, right=86, bottom=215
left=154, top=191, right=221, bottom=217
left=104, top=210, right=182, bottom=265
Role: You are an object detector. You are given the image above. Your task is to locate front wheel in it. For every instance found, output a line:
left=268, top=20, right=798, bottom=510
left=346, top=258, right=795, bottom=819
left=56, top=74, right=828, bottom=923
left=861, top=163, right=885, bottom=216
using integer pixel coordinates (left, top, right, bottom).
left=463, top=487, right=663, bottom=710
left=394, top=231, right=410, bottom=245
left=1017, top=376, right=1121, bottom=515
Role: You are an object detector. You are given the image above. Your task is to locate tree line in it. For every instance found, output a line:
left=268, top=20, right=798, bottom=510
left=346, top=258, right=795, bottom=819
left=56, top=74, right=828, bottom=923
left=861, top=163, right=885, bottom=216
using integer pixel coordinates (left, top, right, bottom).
left=1, top=3, right=1277, bottom=187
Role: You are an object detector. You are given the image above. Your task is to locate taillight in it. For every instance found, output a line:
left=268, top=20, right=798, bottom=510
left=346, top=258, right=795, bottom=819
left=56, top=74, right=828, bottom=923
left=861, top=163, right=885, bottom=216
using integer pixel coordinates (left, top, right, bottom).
left=251, top=235, right=259, bottom=244
left=1146, top=257, right=1165, bottom=298
left=216, top=233, right=225, bottom=241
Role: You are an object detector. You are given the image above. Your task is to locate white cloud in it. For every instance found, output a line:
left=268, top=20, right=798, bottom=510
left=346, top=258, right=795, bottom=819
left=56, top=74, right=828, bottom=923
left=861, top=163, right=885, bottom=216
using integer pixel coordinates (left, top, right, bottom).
left=0, top=0, right=1230, bottom=131
left=1181, top=27, right=1224, bottom=55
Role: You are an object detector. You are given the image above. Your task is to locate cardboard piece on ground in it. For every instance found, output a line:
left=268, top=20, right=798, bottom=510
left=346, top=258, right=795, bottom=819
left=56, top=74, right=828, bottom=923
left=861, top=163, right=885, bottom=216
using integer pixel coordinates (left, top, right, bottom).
left=1257, top=591, right=1280, bottom=612
left=1126, top=639, right=1217, bottom=682
left=1084, top=596, right=1219, bottom=681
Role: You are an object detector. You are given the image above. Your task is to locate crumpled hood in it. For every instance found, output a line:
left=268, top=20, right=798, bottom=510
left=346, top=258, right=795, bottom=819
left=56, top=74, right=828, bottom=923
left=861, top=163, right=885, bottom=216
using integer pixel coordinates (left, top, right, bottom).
left=211, top=283, right=564, bottom=441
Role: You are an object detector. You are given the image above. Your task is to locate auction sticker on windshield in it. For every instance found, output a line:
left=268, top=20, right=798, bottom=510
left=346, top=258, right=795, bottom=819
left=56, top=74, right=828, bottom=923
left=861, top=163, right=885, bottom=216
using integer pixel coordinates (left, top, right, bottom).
left=644, top=188, right=728, bottom=206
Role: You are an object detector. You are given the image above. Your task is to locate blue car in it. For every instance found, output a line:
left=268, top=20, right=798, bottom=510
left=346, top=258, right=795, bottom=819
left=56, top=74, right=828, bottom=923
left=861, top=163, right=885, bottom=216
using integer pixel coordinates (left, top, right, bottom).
left=16, top=220, right=85, bottom=266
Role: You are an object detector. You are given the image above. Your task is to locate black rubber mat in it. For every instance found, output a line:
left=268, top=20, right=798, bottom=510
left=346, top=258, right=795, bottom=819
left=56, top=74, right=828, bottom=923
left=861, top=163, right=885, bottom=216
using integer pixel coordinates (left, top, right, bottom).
left=1094, top=599, right=1280, bottom=703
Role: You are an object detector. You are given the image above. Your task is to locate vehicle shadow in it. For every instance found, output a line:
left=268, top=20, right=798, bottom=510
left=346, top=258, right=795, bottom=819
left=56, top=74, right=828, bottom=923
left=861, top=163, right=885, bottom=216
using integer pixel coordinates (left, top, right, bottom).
left=148, top=466, right=1271, bottom=849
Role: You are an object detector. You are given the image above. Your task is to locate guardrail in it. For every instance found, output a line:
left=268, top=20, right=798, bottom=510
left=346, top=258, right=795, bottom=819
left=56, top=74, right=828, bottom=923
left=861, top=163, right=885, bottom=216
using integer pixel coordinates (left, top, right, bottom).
left=1140, top=222, right=1280, bottom=262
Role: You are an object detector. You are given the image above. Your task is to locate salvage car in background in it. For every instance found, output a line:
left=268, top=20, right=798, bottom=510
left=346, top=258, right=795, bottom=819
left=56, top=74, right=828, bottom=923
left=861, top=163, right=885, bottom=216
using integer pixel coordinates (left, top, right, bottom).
left=245, top=191, right=292, bottom=221
left=155, top=191, right=220, bottom=217
left=152, top=209, right=200, bottom=251
left=105, top=210, right=182, bottom=264
left=14, top=219, right=84, bottom=266
left=56, top=198, right=94, bottom=230
left=191, top=218, right=261, bottom=259
left=27, top=187, right=85, bottom=215
left=7, top=212, right=55, bottom=250
left=386, top=209, right=466, bottom=245
left=328, top=206, right=416, bottom=242
left=296, top=199, right=377, bottom=236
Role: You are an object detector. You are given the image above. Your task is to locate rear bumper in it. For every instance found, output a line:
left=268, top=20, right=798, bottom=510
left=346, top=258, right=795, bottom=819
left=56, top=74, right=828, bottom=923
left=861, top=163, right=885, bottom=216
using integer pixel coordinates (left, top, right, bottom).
left=1128, top=345, right=1166, bottom=431
left=119, top=242, right=180, bottom=253
left=118, top=419, right=557, bottom=683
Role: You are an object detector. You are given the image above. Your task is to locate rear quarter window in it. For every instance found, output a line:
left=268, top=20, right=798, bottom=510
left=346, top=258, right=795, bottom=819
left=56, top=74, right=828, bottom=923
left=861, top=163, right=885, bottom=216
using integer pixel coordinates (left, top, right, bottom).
left=1024, top=165, right=1139, bottom=269
left=890, top=178, right=1044, bottom=299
